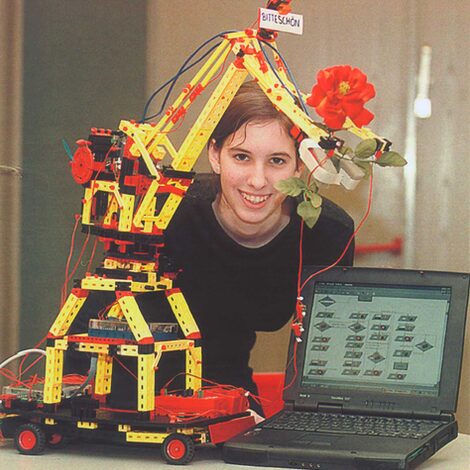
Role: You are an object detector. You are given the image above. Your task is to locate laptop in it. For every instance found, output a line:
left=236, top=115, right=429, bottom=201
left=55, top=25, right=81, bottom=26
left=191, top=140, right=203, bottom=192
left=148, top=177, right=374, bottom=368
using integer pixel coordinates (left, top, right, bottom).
left=223, top=267, right=469, bottom=469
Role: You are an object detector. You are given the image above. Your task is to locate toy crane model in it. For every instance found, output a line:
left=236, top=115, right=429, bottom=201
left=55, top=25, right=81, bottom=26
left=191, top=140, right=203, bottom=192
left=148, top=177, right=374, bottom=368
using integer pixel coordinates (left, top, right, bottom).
left=0, top=0, right=404, bottom=465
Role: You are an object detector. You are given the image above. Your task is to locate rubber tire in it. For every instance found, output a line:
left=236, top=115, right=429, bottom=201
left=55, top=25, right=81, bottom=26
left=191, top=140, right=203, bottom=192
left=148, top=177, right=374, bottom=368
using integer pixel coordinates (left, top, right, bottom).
left=161, top=433, right=195, bottom=465
left=46, top=431, right=69, bottom=449
left=14, top=423, right=46, bottom=455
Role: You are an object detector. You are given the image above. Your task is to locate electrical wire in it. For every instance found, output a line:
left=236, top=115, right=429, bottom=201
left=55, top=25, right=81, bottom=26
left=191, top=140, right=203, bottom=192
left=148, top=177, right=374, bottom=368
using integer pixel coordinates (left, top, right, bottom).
left=142, top=41, right=221, bottom=122
left=301, top=168, right=374, bottom=291
left=284, top=167, right=375, bottom=392
left=68, top=356, right=98, bottom=398
left=259, top=39, right=309, bottom=115
left=141, top=30, right=237, bottom=122
left=257, top=41, right=299, bottom=105
left=0, top=349, right=46, bottom=370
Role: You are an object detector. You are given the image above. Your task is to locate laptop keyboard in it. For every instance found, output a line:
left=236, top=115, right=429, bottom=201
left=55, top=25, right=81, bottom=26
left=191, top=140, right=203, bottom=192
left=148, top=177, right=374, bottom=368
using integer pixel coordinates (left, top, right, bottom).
left=262, top=411, right=442, bottom=439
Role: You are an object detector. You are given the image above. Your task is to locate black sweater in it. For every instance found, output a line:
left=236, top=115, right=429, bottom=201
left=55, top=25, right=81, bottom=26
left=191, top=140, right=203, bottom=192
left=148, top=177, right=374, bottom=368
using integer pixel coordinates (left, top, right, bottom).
left=162, top=183, right=354, bottom=392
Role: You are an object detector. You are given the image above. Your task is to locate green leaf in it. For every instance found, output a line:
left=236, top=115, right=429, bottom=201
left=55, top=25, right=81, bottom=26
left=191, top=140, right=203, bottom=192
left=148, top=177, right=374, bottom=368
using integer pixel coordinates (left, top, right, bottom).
left=274, top=177, right=307, bottom=197
left=306, top=190, right=322, bottom=209
left=354, top=138, right=377, bottom=159
left=297, top=200, right=322, bottom=228
left=376, top=151, right=407, bottom=167
left=353, top=159, right=371, bottom=178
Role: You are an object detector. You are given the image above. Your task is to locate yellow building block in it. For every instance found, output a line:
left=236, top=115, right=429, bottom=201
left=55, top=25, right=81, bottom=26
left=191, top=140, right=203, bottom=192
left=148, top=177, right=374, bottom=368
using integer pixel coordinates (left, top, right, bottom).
left=186, top=346, right=202, bottom=391
left=172, top=64, right=248, bottom=172
left=82, top=187, right=94, bottom=225
left=137, top=353, right=155, bottom=412
left=126, top=431, right=167, bottom=444
left=117, top=293, right=153, bottom=342
left=107, top=301, right=124, bottom=320
left=92, top=180, right=124, bottom=208
left=118, top=344, right=138, bottom=357
left=103, top=195, right=119, bottom=226
left=133, top=179, right=159, bottom=228
left=154, top=339, right=193, bottom=354
left=119, top=121, right=159, bottom=177
left=166, top=289, right=201, bottom=339
left=77, top=343, right=109, bottom=354
left=95, top=353, right=113, bottom=395
left=49, top=290, right=88, bottom=337
left=81, top=277, right=125, bottom=291
left=54, top=339, right=68, bottom=351
left=43, top=347, right=64, bottom=404
left=77, top=421, right=99, bottom=429
left=116, top=192, right=135, bottom=231
left=155, top=193, right=183, bottom=230
left=142, top=196, right=157, bottom=233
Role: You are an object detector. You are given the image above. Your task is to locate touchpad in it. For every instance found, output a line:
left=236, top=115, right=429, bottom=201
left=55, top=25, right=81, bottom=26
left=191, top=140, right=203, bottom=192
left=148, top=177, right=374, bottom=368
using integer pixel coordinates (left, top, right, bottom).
left=290, top=433, right=341, bottom=446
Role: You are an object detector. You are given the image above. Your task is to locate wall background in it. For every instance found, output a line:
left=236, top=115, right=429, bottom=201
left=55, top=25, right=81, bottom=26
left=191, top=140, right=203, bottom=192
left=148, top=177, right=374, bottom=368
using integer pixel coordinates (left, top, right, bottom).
left=0, top=0, right=467, bottom=432
left=20, top=0, right=147, bottom=347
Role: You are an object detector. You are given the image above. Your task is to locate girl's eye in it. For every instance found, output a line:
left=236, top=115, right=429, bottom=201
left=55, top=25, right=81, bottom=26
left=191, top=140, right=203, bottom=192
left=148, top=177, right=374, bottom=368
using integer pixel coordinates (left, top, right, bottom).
left=271, top=157, right=286, bottom=166
left=234, top=153, right=249, bottom=161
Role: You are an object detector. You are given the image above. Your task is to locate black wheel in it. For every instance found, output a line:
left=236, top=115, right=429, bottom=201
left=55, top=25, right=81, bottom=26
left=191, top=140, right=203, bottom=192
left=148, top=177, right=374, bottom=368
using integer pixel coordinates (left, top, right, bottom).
left=14, top=423, right=46, bottom=455
left=46, top=430, right=69, bottom=449
left=161, top=433, right=195, bottom=465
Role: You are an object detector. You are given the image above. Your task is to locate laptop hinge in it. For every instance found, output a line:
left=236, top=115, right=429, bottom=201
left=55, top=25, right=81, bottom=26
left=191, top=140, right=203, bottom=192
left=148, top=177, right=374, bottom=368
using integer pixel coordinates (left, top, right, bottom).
left=440, top=411, right=454, bottom=421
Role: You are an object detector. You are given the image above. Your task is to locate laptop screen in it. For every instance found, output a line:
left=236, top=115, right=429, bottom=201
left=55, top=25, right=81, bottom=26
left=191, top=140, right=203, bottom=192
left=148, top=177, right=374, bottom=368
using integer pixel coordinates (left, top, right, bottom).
left=300, top=280, right=451, bottom=397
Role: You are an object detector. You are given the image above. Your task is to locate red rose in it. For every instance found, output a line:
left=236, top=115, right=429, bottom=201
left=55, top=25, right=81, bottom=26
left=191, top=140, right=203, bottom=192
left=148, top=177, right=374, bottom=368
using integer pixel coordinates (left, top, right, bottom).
left=307, top=65, right=376, bottom=129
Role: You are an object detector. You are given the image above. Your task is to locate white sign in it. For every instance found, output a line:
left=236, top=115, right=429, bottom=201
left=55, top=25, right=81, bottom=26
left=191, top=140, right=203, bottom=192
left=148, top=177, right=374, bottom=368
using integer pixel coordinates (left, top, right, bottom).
left=258, top=7, right=303, bottom=35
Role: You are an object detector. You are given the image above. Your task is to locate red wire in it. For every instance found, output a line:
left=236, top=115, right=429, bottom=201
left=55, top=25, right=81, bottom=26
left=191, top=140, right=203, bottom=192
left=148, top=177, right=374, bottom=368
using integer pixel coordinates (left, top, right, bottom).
left=301, top=168, right=374, bottom=291
left=18, top=336, right=47, bottom=380
left=206, top=47, right=232, bottom=87
left=284, top=166, right=375, bottom=391
left=86, top=237, right=99, bottom=272
left=283, top=340, right=298, bottom=391
left=0, top=368, right=36, bottom=389
left=62, top=230, right=91, bottom=301
left=18, top=354, right=45, bottom=382
left=113, top=356, right=138, bottom=380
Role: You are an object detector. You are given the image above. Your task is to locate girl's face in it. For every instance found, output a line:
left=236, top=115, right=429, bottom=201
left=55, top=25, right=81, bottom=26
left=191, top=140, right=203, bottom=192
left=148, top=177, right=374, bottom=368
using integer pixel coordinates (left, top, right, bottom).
left=208, top=119, right=302, bottom=237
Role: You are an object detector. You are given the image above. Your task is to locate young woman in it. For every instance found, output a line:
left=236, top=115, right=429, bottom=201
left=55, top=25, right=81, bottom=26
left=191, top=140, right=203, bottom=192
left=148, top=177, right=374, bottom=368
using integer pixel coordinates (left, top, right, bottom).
left=163, top=81, right=355, bottom=411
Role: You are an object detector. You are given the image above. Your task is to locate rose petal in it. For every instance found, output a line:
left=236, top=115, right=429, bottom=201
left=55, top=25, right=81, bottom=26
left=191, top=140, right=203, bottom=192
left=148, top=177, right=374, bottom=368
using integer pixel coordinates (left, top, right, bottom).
left=359, top=82, right=376, bottom=101
left=307, top=84, right=325, bottom=107
left=351, top=108, right=375, bottom=127
left=324, top=109, right=346, bottom=129
left=342, top=99, right=364, bottom=118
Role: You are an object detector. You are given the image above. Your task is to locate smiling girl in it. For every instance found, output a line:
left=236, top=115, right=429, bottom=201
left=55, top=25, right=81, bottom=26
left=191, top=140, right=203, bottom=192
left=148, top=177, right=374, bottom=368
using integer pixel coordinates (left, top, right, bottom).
left=163, top=81, right=355, bottom=414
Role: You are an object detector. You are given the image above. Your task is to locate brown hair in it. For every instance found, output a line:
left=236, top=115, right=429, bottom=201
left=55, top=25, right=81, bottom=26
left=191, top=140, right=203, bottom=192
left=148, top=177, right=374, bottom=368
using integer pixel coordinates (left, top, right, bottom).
left=210, top=80, right=295, bottom=149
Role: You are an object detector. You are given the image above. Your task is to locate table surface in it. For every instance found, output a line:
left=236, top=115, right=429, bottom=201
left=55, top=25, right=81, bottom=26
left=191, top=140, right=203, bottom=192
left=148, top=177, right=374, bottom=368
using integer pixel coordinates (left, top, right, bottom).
left=1, top=433, right=469, bottom=469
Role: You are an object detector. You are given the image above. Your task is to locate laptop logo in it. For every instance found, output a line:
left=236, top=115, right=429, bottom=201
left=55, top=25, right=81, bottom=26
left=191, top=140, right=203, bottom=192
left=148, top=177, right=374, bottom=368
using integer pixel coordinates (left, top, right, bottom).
left=319, top=296, right=336, bottom=307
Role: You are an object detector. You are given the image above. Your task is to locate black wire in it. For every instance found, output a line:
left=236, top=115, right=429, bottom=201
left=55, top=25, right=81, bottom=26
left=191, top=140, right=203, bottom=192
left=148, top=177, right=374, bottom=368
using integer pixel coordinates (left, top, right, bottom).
left=259, top=39, right=309, bottom=116
left=141, top=30, right=237, bottom=123
left=142, top=42, right=221, bottom=122
left=258, top=41, right=298, bottom=103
